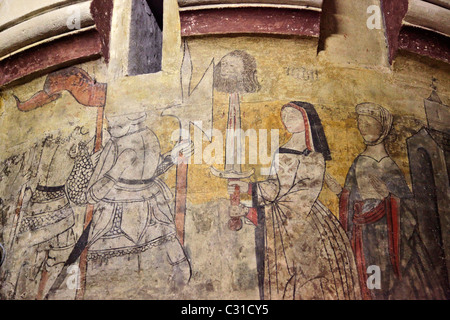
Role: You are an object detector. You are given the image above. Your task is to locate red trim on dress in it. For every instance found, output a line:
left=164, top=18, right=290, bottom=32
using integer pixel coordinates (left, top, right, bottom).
left=339, top=189, right=350, bottom=232
left=350, top=195, right=401, bottom=300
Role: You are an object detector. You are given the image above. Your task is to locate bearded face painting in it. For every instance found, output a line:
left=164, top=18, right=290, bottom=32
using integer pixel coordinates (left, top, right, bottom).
left=339, top=103, right=447, bottom=300
left=213, top=50, right=261, bottom=95
left=247, top=102, right=361, bottom=300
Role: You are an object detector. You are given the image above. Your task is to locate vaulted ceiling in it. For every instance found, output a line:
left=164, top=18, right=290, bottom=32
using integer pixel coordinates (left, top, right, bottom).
left=0, top=0, right=448, bottom=87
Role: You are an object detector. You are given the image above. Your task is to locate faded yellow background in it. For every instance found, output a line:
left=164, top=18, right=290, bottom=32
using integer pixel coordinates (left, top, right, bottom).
left=2, top=36, right=450, bottom=219
left=1, top=0, right=450, bottom=300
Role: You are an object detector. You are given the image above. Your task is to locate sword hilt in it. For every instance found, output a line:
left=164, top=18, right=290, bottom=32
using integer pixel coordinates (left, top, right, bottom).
left=230, top=178, right=241, bottom=206
left=209, top=167, right=254, bottom=232
left=228, top=178, right=243, bottom=231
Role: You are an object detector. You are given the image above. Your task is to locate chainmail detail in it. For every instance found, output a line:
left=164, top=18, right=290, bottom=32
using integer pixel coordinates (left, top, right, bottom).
left=66, top=146, right=94, bottom=205
left=31, top=187, right=65, bottom=203
left=87, top=233, right=177, bottom=262
left=102, top=205, right=124, bottom=238
left=18, top=204, right=72, bottom=234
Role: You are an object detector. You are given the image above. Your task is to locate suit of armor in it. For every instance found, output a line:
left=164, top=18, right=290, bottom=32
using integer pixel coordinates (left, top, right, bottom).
left=85, top=118, right=190, bottom=291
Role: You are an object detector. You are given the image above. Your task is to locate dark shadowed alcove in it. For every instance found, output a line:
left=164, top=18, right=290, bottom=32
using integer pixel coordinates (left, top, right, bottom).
left=129, top=0, right=164, bottom=75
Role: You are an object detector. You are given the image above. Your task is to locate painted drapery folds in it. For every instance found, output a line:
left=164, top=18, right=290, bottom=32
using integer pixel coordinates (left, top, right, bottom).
left=1, top=2, right=450, bottom=301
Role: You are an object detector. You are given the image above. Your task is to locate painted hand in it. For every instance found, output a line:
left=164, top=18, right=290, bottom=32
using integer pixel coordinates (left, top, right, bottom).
left=23, top=187, right=33, bottom=205
left=369, top=174, right=389, bottom=198
left=86, top=189, right=97, bottom=205
left=229, top=203, right=249, bottom=218
left=227, top=180, right=249, bottom=194
left=21, top=170, right=32, bottom=182
left=90, top=148, right=103, bottom=167
left=324, top=172, right=343, bottom=196
left=171, top=140, right=194, bottom=162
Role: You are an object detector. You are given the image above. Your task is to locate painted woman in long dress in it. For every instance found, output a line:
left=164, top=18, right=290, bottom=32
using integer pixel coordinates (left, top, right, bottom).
left=325, top=102, right=447, bottom=300
left=230, top=102, right=361, bottom=300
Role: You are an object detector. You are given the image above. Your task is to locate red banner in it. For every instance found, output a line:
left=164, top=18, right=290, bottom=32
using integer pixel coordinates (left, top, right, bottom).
left=14, top=67, right=107, bottom=111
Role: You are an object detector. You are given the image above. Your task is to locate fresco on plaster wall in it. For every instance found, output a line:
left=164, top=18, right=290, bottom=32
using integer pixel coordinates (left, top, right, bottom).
left=0, top=130, right=96, bottom=300
left=0, top=67, right=197, bottom=300
left=0, top=67, right=107, bottom=299
left=209, top=50, right=361, bottom=299
left=325, top=103, right=448, bottom=300
left=406, top=92, right=450, bottom=299
left=241, top=102, right=361, bottom=300
left=83, top=111, right=192, bottom=294
left=0, top=45, right=449, bottom=300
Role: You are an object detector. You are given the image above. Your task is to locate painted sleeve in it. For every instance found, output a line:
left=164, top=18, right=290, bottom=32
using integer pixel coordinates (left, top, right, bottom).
left=340, top=159, right=358, bottom=235
left=87, top=149, right=138, bottom=202
left=382, top=159, right=414, bottom=199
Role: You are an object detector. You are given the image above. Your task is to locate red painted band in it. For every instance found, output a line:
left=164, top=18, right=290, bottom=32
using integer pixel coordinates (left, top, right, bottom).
left=0, top=30, right=102, bottom=87
left=180, top=7, right=321, bottom=37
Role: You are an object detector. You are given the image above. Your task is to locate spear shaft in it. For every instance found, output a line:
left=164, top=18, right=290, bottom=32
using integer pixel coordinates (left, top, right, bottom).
left=75, top=105, right=104, bottom=300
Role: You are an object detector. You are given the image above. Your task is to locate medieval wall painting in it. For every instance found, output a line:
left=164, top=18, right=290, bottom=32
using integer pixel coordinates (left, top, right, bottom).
left=325, top=102, right=448, bottom=299
left=243, top=101, right=361, bottom=300
left=0, top=35, right=450, bottom=300
left=407, top=91, right=450, bottom=298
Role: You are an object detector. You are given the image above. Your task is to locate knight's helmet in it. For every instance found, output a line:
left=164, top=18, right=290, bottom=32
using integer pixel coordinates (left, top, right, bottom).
left=127, top=112, right=148, bottom=125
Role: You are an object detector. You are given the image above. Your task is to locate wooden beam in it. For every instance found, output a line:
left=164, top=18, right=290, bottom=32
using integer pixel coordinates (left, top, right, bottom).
left=0, top=30, right=102, bottom=88
left=180, top=7, right=321, bottom=37
left=398, top=25, right=450, bottom=64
